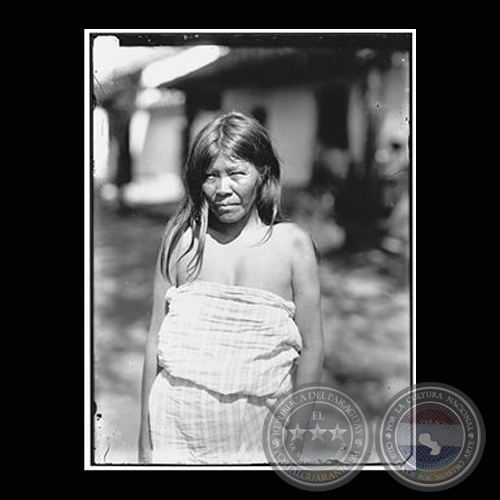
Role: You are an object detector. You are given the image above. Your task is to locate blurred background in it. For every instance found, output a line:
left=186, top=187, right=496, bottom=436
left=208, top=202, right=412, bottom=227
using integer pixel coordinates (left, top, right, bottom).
left=91, top=32, right=412, bottom=464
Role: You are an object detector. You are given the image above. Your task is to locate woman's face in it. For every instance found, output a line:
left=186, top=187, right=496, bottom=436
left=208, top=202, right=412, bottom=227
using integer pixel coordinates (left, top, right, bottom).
left=202, top=157, right=261, bottom=224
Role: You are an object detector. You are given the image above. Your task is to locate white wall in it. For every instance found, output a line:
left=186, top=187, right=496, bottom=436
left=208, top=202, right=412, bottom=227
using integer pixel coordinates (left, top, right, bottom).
left=347, top=53, right=410, bottom=165
left=93, top=107, right=110, bottom=184
left=122, top=107, right=186, bottom=205
left=378, top=53, right=410, bottom=150
left=135, top=107, right=186, bottom=178
left=222, top=87, right=317, bottom=187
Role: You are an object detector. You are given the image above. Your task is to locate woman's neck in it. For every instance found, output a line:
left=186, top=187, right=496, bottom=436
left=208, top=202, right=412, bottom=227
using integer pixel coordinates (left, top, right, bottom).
left=208, top=208, right=264, bottom=244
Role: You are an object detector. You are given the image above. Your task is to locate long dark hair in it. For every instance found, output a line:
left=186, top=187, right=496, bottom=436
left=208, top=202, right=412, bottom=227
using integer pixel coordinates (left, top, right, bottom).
left=160, top=111, right=283, bottom=282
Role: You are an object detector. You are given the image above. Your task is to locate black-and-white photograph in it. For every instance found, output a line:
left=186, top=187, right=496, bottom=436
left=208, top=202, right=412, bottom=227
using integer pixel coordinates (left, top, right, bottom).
left=86, top=30, right=413, bottom=469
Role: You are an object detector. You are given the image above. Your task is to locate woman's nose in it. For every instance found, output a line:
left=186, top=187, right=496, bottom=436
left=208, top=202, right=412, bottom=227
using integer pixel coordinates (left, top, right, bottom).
left=215, top=176, right=232, bottom=196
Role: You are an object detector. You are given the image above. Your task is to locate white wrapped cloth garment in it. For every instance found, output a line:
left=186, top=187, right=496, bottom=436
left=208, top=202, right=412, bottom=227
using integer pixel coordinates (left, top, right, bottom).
left=148, top=280, right=302, bottom=464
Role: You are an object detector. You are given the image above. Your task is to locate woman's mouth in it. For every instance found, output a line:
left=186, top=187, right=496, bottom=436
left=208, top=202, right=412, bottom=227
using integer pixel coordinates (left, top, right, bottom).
left=214, top=203, right=239, bottom=208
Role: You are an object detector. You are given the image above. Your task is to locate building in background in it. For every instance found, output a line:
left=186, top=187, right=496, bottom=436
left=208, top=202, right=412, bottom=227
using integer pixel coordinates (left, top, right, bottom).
left=94, top=36, right=410, bottom=252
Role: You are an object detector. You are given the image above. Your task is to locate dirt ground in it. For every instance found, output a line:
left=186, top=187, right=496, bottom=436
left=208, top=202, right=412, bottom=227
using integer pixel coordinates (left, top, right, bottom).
left=92, top=199, right=410, bottom=464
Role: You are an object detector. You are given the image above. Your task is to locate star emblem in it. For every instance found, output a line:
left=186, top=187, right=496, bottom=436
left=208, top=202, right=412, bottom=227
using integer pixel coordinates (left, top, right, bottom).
left=288, top=423, right=307, bottom=441
left=329, top=423, right=347, bottom=441
left=309, top=423, right=327, bottom=441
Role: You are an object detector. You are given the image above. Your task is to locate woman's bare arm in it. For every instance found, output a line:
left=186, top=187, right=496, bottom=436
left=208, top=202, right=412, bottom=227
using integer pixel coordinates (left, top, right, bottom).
left=138, top=253, right=170, bottom=463
left=290, top=226, right=324, bottom=389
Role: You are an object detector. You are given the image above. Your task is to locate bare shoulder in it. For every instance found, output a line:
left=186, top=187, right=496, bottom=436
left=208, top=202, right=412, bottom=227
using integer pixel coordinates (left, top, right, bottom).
left=273, top=222, right=317, bottom=257
left=163, top=225, right=196, bottom=284
left=274, top=222, right=319, bottom=298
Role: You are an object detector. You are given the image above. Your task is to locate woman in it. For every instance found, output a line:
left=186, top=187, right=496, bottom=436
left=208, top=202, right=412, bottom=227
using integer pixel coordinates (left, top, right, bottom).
left=139, top=112, right=324, bottom=464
